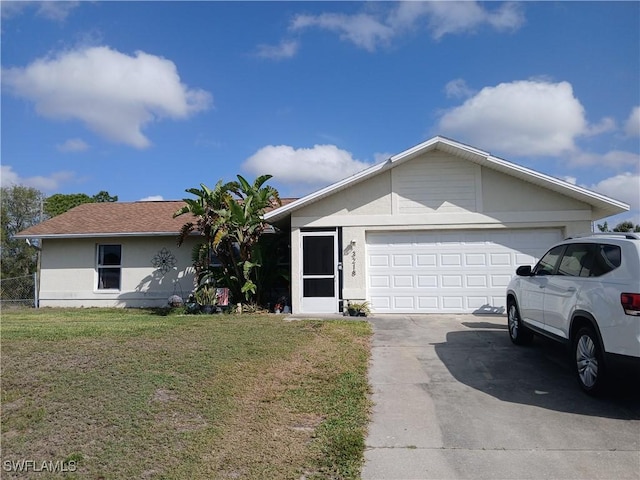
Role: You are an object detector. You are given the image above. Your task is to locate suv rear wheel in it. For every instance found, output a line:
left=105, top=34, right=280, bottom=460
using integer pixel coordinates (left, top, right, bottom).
left=507, top=300, right=533, bottom=345
left=573, top=326, right=606, bottom=395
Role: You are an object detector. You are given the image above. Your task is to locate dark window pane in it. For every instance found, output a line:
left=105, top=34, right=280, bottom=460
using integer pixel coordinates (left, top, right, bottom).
left=98, top=268, right=121, bottom=289
left=303, top=278, right=335, bottom=297
left=591, top=244, right=621, bottom=276
left=99, top=245, right=121, bottom=266
left=533, top=245, right=564, bottom=275
left=557, top=244, right=595, bottom=277
left=303, top=237, right=334, bottom=275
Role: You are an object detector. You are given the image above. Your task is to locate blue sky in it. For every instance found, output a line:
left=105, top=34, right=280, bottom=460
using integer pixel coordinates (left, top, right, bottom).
left=2, top=1, right=639, bottom=225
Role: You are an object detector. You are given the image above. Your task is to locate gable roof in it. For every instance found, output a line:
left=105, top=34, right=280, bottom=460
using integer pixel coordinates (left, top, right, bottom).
left=15, top=198, right=300, bottom=239
left=264, top=136, right=629, bottom=222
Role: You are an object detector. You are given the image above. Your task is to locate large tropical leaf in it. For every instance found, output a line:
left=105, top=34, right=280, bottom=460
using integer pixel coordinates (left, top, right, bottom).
left=176, top=174, right=281, bottom=305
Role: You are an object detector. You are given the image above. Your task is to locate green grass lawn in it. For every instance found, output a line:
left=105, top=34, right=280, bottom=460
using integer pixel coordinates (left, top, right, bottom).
left=1, top=309, right=372, bottom=479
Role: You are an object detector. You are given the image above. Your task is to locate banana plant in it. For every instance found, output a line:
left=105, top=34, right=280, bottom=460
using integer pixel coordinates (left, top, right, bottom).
left=174, top=175, right=281, bottom=305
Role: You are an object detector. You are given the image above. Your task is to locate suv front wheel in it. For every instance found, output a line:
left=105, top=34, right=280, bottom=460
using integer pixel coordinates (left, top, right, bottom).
left=507, top=300, right=533, bottom=345
left=573, top=326, right=606, bottom=395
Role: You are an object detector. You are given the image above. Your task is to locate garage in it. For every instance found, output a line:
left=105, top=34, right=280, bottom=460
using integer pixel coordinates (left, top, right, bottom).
left=264, top=137, right=627, bottom=315
left=367, top=229, right=562, bottom=313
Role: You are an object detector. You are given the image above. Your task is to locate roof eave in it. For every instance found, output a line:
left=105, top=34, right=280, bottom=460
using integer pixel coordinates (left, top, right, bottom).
left=265, top=158, right=394, bottom=223
left=266, top=136, right=629, bottom=223
left=13, top=231, right=187, bottom=240
left=480, top=154, right=630, bottom=218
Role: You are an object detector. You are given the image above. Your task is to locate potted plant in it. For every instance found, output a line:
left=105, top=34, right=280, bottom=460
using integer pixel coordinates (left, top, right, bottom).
left=346, top=300, right=371, bottom=317
left=194, top=285, right=218, bottom=313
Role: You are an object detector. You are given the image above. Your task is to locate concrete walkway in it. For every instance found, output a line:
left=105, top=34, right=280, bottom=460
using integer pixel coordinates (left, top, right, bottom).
left=361, top=315, right=640, bottom=480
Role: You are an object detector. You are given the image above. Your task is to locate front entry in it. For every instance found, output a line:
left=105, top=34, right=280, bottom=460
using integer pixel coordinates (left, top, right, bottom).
left=300, top=231, right=338, bottom=313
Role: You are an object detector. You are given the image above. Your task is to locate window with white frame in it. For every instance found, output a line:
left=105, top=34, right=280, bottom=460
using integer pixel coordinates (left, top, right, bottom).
left=97, top=244, right=121, bottom=289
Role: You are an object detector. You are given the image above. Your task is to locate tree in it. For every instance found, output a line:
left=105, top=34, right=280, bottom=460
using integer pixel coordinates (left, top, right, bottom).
left=92, top=190, right=118, bottom=203
left=612, top=221, right=640, bottom=232
left=174, top=180, right=236, bottom=278
left=597, top=220, right=640, bottom=233
left=174, top=175, right=281, bottom=305
left=44, top=193, right=92, bottom=217
left=44, top=191, right=118, bottom=217
left=215, top=175, right=281, bottom=301
left=1, top=185, right=45, bottom=279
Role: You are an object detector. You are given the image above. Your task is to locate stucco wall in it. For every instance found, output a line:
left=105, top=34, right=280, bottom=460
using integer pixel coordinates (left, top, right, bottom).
left=290, top=150, right=595, bottom=312
left=295, top=170, right=392, bottom=218
left=481, top=167, right=589, bottom=213
left=39, top=236, right=197, bottom=307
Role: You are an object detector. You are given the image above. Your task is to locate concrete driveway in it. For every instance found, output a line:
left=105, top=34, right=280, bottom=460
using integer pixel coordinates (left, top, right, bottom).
left=362, top=315, right=640, bottom=480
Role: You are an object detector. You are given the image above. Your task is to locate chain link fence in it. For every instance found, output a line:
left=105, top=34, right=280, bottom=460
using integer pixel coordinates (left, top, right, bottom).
left=0, top=274, right=37, bottom=308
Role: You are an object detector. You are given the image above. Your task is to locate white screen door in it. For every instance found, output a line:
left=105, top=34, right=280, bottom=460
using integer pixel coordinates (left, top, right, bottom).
left=300, top=231, right=338, bottom=313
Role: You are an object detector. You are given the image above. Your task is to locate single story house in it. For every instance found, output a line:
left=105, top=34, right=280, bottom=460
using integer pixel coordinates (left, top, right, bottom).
left=16, top=136, right=628, bottom=313
left=15, top=201, right=202, bottom=308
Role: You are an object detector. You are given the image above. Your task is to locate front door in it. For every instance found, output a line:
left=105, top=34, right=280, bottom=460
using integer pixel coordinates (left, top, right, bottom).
left=301, top=231, right=338, bottom=313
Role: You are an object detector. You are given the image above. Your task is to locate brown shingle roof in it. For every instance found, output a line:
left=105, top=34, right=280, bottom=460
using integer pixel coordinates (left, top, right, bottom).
left=15, top=198, right=298, bottom=238
left=15, top=201, right=192, bottom=238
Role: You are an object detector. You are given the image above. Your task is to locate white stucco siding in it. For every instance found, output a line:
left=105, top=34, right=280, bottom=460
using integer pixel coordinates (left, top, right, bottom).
left=295, top=171, right=392, bottom=218
left=290, top=228, right=302, bottom=314
left=393, top=153, right=481, bottom=214
left=481, top=167, right=591, bottom=213
left=39, top=237, right=196, bottom=307
left=292, top=151, right=593, bottom=232
left=341, top=226, right=368, bottom=301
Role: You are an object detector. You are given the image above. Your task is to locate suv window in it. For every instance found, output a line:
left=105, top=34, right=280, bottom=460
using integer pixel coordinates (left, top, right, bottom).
left=590, top=244, right=621, bottom=277
left=557, top=244, right=595, bottom=277
left=533, top=245, right=564, bottom=275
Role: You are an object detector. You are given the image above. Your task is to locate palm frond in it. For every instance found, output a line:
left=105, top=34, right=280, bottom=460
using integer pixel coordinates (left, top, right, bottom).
left=252, top=174, right=273, bottom=189
left=177, top=222, right=196, bottom=246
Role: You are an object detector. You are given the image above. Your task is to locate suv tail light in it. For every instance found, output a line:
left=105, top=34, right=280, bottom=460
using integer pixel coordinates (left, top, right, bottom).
left=621, top=293, right=640, bottom=316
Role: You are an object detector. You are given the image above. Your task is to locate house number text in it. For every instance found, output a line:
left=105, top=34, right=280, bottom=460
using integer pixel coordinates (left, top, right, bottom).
left=351, top=250, right=356, bottom=277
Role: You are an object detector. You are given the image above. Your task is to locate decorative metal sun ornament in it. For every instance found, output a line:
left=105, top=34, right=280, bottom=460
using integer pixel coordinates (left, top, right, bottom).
left=152, top=247, right=177, bottom=274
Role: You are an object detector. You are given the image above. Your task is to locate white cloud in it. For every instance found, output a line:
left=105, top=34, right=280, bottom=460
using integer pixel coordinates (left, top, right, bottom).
left=37, top=1, right=80, bottom=21
left=139, top=195, right=165, bottom=202
left=290, top=2, right=524, bottom=51
left=242, top=144, right=371, bottom=185
left=373, top=152, right=393, bottom=163
left=563, top=176, right=577, bottom=185
left=1, top=165, right=77, bottom=192
left=584, top=117, right=616, bottom=136
left=2, top=46, right=212, bottom=149
left=57, top=138, right=89, bottom=153
left=1, top=1, right=79, bottom=21
left=438, top=80, right=590, bottom=156
left=625, top=106, right=640, bottom=137
left=1, top=2, right=27, bottom=19
left=0, top=166, right=20, bottom=187
left=291, top=13, right=394, bottom=52
left=568, top=150, right=640, bottom=169
left=589, top=172, right=640, bottom=210
left=407, top=1, right=524, bottom=40
left=445, top=78, right=475, bottom=99
left=255, top=40, right=299, bottom=60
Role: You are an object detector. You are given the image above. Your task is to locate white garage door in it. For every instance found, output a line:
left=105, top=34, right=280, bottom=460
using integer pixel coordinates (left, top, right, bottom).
left=367, top=229, right=562, bottom=314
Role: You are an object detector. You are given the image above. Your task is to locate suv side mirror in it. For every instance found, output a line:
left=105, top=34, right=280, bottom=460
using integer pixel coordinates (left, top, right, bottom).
left=516, top=265, right=533, bottom=276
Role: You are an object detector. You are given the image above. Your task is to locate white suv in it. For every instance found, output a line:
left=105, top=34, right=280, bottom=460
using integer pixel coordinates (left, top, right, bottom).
left=506, top=233, right=640, bottom=394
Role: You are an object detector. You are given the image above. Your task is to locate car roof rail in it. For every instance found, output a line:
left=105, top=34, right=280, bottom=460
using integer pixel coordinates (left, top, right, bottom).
left=565, top=232, right=640, bottom=240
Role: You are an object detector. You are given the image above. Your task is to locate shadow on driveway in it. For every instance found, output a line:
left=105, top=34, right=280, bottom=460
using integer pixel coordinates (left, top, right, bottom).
left=433, top=318, right=640, bottom=420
